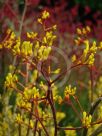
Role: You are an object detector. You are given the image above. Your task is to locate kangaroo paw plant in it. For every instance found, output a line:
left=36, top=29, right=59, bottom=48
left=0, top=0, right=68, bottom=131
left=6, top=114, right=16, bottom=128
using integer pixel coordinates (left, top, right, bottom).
left=0, top=10, right=102, bottom=136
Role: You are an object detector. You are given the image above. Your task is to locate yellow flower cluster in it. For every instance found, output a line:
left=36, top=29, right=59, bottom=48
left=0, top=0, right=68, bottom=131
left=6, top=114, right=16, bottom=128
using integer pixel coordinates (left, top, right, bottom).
left=33, top=30, right=56, bottom=61
left=2, top=11, right=58, bottom=134
left=73, top=27, right=102, bottom=66
left=21, top=41, right=33, bottom=56
left=82, top=40, right=97, bottom=66
left=42, top=10, right=50, bottom=19
left=37, top=44, right=52, bottom=60
left=86, top=41, right=98, bottom=65
left=0, top=11, right=56, bottom=62
left=23, top=87, right=39, bottom=100
left=0, top=29, right=16, bottom=49
left=12, top=37, right=20, bottom=55
left=12, top=38, right=54, bottom=60
left=64, top=85, right=76, bottom=96
left=0, top=30, right=34, bottom=57
left=75, top=26, right=91, bottom=46
left=27, top=32, right=38, bottom=39
left=29, top=120, right=34, bottom=128
left=13, top=38, right=53, bottom=60
left=42, top=31, right=56, bottom=46
left=33, top=41, right=52, bottom=60
left=38, top=10, right=50, bottom=24
left=17, top=95, right=31, bottom=110
left=12, top=32, right=56, bottom=60
left=4, top=73, right=18, bottom=88
left=33, top=12, right=56, bottom=60
left=30, top=69, right=38, bottom=83
left=82, top=111, right=92, bottom=128
left=15, top=113, right=34, bottom=129
left=76, top=26, right=91, bottom=35
left=54, top=95, right=63, bottom=104
left=15, top=113, right=23, bottom=124
left=71, top=55, right=77, bottom=62
left=86, top=53, right=95, bottom=66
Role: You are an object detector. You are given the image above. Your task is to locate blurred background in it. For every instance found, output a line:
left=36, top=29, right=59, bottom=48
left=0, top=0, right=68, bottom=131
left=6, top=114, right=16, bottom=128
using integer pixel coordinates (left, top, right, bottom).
left=0, top=0, right=102, bottom=39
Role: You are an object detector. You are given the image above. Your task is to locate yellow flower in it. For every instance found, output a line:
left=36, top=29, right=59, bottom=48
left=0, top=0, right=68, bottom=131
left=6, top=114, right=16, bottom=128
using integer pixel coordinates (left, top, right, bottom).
left=76, top=28, right=82, bottom=35
left=74, top=37, right=81, bottom=46
left=15, top=114, right=23, bottom=124
left=30, top=120, right=34, bottom=128
left=37, top=18, right=42, bottom=24
left=21, top=41, right=33, bottom=56
left=82, top=111, right=92, bottom=128
left=83, top=40, right=89, bottom=57
left=82, top=28, right=87, bottom=35
left=4, top=73, right=18, bottom=88
left=86, top=53, right=95, bottom=66
left=33, top=41, right=40, bottom=57
left=90, top=41, right=97, bottom=53
left=57, top=96, right=63, bottom=104
left=64, top=85, right=76, bottom=96
left=43, top=31, right=56, bottom=46
left=52, top=25, right=57, bottom=30
left=23, top=87, right=39, bottom=100
left=86, top=26, right=91, bottom=32
left=42, top=10, right=50, bottom=19
left=30, top=69, right=38, bottom=83
left=43, top=46, right=51, bottom=60
left=71, top=55, right=76, bottom=62
left=27, top=32, right=38, bottom=39
left=17, top=95, right=31, bottom=110
left=76, top=26, right=91, bottom=36
left=12, top=37, right=20, bottom=55
left=10, top=32, right=16, bottom=39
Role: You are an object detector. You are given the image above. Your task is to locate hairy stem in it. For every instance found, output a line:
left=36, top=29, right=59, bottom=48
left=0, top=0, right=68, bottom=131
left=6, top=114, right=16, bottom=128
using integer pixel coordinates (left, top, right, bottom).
left=47, top=85, right=57, bottom=136
left=74, top=96, right=83, bottom=113
left=19, top=0, right=27, bottom=38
